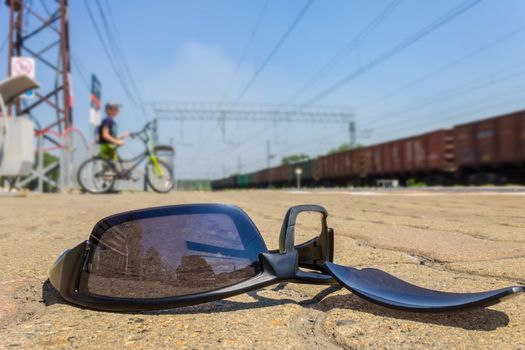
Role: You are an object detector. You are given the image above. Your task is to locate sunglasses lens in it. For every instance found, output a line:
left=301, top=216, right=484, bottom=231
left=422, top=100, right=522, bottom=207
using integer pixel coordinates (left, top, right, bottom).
left=294, top=211, right=323, bottom=242
left=79, top=206, right=267, bottom=299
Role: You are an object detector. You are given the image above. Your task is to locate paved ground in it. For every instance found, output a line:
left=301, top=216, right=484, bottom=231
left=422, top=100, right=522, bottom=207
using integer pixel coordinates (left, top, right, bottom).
left=0, top=190, right=524, bottom=349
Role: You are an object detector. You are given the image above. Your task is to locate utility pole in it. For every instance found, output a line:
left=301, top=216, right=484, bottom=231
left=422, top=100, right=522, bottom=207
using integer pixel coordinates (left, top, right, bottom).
left=237, top=155, right=244, bottom=174
left=266, top=139, right=274, bottom=168
left=349, top=121, right=356, bottom=148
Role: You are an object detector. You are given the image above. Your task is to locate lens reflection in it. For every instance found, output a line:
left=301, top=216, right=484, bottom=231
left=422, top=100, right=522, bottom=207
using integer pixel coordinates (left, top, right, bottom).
left=80, top=208, right=267, bottom=299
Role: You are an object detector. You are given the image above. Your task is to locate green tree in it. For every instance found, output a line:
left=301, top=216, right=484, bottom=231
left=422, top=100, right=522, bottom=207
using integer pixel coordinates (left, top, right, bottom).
left=21, top=152, right=60, bottom=192
left=327, top=143, right=363, bottom=155
left=281, top=154, right=310, bottom=165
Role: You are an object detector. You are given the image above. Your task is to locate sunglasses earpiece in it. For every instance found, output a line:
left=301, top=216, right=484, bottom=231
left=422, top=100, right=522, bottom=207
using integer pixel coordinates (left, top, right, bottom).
left=274, top=204, right=335, bottom=278
left=278, top=204, right=329, bottom=254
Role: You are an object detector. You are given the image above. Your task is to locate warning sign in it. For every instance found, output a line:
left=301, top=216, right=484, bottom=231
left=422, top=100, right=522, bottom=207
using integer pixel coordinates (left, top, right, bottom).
left=11, top=57, right=36, bottom=79
left=11, top=57, right=36, bottom=99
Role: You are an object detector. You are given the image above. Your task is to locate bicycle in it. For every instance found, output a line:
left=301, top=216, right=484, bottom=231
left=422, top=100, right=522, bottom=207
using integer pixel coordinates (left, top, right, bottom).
left=77, top=121, right=174, bottom=194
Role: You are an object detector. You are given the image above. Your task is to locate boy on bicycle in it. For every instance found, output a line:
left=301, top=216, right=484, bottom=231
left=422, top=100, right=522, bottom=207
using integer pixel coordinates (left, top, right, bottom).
left=98, top=101, right=129, bottom=160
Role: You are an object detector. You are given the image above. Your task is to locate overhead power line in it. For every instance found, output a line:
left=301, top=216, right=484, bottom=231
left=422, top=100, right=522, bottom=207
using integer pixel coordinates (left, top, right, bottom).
left=71, top=53, right=90, bottom=91
left=267, top=25, right=525, bottom=168
left=220, top=0, right=270, bottom=102
left=360, top=62, right=525, bottom=128
left=370, top=93, right=525, bottom=141
left=230, top=0, right=314, bottom=106
left=95, top=0, right=147, bottom=118
left=83, top=0, right=145, bottom=123
left=357, top=23, right=525, bottom=110
left=301, top=0, right=483, bottom=106
left=285, top=0, right=402, bottom=103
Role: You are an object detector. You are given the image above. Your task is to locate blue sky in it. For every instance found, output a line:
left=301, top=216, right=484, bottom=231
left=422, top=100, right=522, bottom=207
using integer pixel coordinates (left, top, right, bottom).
left=1, top=0, right=525, bottom=179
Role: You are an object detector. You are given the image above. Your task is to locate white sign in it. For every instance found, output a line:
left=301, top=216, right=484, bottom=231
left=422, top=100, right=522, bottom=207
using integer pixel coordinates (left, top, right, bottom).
left=89, top=108, right=101, bottom=126
left=11, top=57, right=36, bottom=99
left=11, top=57, right=36, bottom=78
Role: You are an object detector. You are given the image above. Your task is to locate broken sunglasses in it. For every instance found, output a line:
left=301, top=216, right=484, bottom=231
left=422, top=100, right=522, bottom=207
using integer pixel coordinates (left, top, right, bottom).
left=49, top=204, right=523, bottom=312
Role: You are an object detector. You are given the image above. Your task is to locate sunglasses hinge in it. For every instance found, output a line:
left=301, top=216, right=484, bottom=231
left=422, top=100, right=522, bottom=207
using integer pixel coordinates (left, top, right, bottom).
left=295, top=227, right=334, bottom=271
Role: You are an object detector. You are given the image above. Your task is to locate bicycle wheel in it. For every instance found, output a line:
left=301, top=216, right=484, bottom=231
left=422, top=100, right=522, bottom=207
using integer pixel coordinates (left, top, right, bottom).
left=77, top=157, right=117, bottom=194
left=145, top=159, right=174, bottom=193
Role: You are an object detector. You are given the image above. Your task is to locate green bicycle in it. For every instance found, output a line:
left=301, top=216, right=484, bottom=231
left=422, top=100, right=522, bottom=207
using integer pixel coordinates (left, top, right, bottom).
left=77, top=122, right=174, bottom=194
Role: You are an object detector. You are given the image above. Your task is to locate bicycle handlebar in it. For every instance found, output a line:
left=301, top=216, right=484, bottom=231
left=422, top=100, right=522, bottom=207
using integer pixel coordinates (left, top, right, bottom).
left=129, top=121, right=154, bottom=141
left=129, top=121, right=153, bottom=142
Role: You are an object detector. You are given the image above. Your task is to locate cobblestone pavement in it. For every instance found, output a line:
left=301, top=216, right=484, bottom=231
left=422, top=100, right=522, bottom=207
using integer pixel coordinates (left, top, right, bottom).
left=1, top=190, right=524, bottom=349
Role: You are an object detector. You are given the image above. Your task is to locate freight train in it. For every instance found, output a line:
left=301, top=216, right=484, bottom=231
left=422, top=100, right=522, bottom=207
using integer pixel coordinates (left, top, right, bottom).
left=211, top=109, right=525, bottom=189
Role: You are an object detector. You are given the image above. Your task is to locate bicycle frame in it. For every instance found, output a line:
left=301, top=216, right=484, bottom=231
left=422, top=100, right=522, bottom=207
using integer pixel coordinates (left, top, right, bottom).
left=115, top=122, right=164, bottom=179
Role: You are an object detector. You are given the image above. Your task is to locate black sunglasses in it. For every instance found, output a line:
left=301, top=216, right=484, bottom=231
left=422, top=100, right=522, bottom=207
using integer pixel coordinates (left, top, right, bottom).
left=49, top=204, right=523, bottom=312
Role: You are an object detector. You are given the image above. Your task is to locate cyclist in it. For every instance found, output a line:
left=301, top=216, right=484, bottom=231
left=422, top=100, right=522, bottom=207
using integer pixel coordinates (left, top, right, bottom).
left=98, top=101, right=129, bottom=160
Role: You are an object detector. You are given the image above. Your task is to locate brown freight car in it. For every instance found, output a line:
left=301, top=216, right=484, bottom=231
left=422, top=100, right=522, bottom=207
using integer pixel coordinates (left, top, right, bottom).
left=212, top=109, right=525, bottom=190
left=454, top=110, right=525, bottom=168
left=390, top=140, right=404, bottom=173
left=364, top=129, right=454, bottom=183
left=256, top=168, right=269, bottom=187
left=317, top=150, right=354, bottom=181
left=371, top=144, right=383, bottom=175
left=269, top=164, right=290, bottom=185
left=349, top=147, right=373, bottom=179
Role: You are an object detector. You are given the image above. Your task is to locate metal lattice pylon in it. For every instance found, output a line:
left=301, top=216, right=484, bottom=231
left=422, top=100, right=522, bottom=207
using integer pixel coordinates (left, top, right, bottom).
left=6, top=0, right=73, bottom=191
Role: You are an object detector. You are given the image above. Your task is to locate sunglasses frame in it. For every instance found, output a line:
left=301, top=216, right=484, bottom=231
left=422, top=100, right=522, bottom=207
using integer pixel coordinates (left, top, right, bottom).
left=49, top=204, right=337, bottom=311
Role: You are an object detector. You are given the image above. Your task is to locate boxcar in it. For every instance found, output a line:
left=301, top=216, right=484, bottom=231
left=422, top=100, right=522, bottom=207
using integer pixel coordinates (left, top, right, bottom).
left=288, top=159, right=318, bottom=185
left=269, top=164, right=290, bottom=185
left=454, top=110, right=525, bottom=169
left=317, top=150, right=354, bottom=182
left=453, top=110, right=525, bottom=183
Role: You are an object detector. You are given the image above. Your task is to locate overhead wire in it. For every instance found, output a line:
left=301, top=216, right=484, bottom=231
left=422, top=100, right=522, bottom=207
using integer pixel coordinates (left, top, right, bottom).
left=263, top=64, right=525, bottom=171
left=206, top=123, right=273, bottom=161
left=191, top=0, right=271, bottom=169
left=69, top=46, right=91, bottom=92
left=83, top=0, right=144, bottom=125
left=230, top=0, right=314, bottom=106
left=71, top=55, right=90, bottom=91
left=359, top=62, right=525, bottom=129
left=240, top=127, right=348, bottom=171
left=356, top=23, right=525, bottom=110
left=215, top=1, right=525, bottom=177
left=369, top=93, right=525, bottom=141
left=207, top=1, right=314, bottom=170
left=300, top=0, right=483, bottom=107
left=284, top=0, right=402, bottom=103
left=239, top=0, right=484, bottom=165
left=220, top=0, right=270, bottom=102
left=186, top=122, right=221, bottom=166
left=362, top=81, right=525, bottom=136
left=96, top=0, right=148, bottom=120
